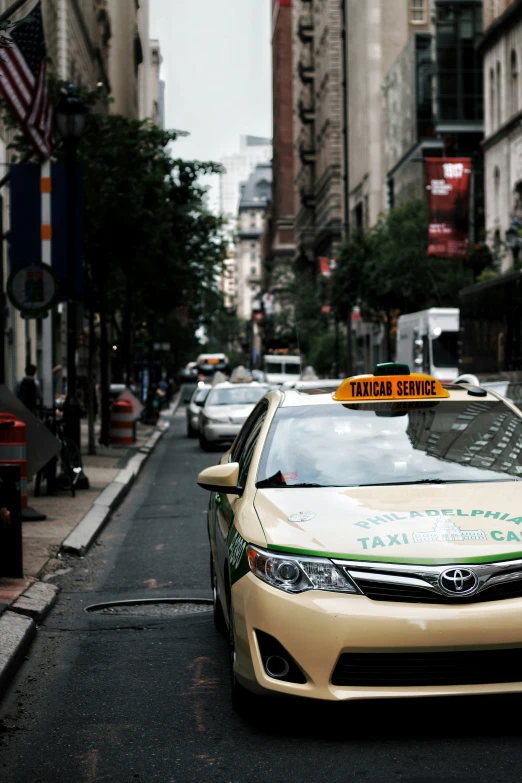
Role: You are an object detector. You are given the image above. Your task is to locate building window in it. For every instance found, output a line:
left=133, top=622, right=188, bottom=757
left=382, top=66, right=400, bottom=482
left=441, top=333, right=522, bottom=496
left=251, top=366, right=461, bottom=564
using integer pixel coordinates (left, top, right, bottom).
left=511, top=49, right=519, bottom=116
left=411, top=0, right=425, bottom=22
left=436, top=5, right=483, bottom=122
left=250, top=253, right=256, bottom=261
left=250, top=241, right=256, bottom=248
left=250, top=284, right=257, bottom=292
left=251, top=266, right=256, bottom=276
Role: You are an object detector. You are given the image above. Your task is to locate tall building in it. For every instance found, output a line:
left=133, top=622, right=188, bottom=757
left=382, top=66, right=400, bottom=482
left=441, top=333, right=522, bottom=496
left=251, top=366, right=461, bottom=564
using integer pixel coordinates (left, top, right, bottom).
left=236, top=163, right=272, bottom=320
left=219, top=136, right=272, bottom=310
left=143, top=40, right=164, bottom=126
left=219, top=135, right=273, bottom=221
left=292, top=0, right=344, bottom=270
left=345, top=0, right=430, bottom=229
left=480, top=0, right=522, bottom=270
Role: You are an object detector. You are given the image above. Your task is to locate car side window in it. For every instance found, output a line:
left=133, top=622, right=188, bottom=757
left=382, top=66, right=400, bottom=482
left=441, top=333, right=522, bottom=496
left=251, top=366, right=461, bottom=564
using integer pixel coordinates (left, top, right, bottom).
left=231, top=400, right=268, bottom=464
left=238, top=412, right=267, bottom=487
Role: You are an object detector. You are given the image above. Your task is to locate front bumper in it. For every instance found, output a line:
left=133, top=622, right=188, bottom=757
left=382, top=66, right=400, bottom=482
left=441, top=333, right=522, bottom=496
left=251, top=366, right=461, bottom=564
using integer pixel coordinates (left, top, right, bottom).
left=232, top=572, right=522, bottom=701
left=203, top=422, right=242, bottom=442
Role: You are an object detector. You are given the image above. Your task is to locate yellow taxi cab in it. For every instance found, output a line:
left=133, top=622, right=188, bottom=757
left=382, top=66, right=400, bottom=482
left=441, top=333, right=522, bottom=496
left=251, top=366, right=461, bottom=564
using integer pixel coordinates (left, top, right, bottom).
left=197, top=363, right=522, bottom=711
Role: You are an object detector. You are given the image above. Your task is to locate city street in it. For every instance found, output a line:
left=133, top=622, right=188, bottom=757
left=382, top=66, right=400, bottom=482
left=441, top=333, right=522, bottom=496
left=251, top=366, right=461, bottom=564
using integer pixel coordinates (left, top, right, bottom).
left=1, top=405, right=522, bottom=782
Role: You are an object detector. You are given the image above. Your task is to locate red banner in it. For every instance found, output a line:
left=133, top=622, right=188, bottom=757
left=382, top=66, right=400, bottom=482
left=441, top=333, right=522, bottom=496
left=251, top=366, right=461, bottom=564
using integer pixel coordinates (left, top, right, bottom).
left=425, top=158, right=472, bottom=258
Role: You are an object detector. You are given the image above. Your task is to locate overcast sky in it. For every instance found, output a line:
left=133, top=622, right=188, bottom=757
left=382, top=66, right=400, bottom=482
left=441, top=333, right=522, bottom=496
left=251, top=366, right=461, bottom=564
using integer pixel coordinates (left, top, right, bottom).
left=149, top=0, right=272, bottom=167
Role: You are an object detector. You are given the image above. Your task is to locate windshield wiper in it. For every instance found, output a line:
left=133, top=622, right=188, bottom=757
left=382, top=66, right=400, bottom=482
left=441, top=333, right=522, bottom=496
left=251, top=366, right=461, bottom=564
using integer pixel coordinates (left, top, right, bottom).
left=357, top=478, right=522, bottom=487
left=283, top=482, right=328, bottom=488
left=256, top=475, right=329, bottom=489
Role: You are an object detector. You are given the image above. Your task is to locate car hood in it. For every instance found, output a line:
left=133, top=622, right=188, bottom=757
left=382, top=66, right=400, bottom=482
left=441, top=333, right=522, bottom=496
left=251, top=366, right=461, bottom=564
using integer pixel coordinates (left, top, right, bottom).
left=204, top=404, right=254, bottom=421
left=253, top=482, right=522, bottom=565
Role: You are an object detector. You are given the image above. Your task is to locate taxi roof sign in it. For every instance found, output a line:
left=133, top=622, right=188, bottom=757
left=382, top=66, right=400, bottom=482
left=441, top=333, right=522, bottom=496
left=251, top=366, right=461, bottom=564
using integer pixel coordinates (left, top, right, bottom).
left=333, top=371, right=450, bottom=403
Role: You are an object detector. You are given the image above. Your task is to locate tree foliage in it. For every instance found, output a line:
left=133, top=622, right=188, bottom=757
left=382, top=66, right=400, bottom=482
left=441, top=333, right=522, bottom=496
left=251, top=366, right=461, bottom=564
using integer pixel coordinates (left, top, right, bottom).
left=3, top=79, right=228, bottom=368
left=332, top=199, right=497, bottom=359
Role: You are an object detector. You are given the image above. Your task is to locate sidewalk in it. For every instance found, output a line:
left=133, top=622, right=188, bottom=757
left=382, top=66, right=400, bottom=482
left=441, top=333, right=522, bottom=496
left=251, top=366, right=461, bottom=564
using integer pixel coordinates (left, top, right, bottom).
left=0, top=399, right=177, bottom=695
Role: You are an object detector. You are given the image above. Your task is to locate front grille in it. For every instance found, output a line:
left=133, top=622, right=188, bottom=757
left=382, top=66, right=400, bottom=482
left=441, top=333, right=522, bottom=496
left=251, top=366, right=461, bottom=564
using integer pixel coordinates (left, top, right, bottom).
left=331, top=648, right=522, bottom=687
left=353, top=577, right=522, bottom=604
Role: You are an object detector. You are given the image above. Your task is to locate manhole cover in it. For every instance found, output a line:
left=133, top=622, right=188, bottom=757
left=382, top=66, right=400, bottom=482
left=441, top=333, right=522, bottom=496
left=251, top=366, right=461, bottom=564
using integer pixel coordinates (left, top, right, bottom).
left=86, top=598, right=212, bottom=617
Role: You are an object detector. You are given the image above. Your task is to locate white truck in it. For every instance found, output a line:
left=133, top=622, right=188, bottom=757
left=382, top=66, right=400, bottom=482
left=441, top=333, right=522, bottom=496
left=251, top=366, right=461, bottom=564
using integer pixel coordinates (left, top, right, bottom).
left=263, top=354, right=302, bottom=385
left=396, top=308, right=459, bottom=382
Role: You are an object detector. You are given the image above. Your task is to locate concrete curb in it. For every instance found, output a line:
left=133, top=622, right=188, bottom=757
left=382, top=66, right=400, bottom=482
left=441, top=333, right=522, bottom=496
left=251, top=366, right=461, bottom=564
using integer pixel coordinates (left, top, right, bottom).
left=10, top=581, right=59, bottom=622
left=0, top=611, right=35, bottom=697
left=61, top=421, right=168, bottom=557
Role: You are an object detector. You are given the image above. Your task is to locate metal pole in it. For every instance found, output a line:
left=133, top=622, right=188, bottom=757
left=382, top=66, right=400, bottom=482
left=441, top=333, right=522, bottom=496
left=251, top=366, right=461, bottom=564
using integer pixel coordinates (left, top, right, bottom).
left=469, top=152, right=476, bottom=248
left=40, top=159, right=54, bottom=408
left=0, top=0, right=29, bottom=24
left=62, top=137, right=81, bottom=447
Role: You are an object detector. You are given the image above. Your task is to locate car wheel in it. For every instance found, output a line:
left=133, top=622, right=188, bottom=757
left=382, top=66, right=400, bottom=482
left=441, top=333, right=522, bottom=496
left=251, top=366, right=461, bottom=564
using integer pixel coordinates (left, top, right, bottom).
left=199, top=433, right=212, bottom=451
left=187, top=420, right=197, bottom=438
left=228, top=600, right=257, bottom=715
left=210, top=554, right=226, bottom=634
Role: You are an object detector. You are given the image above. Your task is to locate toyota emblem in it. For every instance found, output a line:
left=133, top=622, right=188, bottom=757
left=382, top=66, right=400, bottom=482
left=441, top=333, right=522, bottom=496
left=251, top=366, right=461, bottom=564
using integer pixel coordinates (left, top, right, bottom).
left=439, top=567, right=478, bottom=596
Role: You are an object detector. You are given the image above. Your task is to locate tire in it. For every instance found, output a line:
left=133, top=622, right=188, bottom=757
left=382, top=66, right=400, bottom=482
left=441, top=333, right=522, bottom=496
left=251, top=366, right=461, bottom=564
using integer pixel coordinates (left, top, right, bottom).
left=187, top=419, right=197, bottom=438
left=199, top=433, right=212, bottom=451
left=210, top=554, right=226, bottom=634
left=228, top=598, right=258, bottom=716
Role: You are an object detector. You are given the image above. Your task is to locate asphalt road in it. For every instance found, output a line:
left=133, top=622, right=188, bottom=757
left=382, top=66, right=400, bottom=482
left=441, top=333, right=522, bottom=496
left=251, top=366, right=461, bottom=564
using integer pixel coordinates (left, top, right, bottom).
left=2, top=406, right=522, bottom=782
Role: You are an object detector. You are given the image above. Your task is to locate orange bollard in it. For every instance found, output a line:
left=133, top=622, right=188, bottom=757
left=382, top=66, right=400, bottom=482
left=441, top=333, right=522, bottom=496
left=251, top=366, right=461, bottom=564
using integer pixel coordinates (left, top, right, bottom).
left=0, top=413, right=28, bottom=508
left=109, top=400, right=134, bottom=446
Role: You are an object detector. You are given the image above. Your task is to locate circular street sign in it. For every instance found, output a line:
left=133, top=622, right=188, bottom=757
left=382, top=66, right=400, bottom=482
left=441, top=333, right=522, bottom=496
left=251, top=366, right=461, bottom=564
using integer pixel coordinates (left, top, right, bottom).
left=7, top=263, right=59, bottom=319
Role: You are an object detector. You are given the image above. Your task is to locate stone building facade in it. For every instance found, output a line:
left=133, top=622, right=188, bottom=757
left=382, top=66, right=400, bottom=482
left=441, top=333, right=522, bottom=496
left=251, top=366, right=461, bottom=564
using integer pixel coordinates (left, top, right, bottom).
left=345, top=0, right=430, bottom=229
left=0, top=0, right=158, bottom=391
left=480, top=0, right=522, bottom=270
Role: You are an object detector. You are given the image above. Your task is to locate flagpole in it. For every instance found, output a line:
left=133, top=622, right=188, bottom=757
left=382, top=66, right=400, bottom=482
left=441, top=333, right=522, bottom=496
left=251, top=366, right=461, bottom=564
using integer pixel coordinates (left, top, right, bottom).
left=40, top=159, right=53, bottom=409
left=0, top=0, right=30, bottom=25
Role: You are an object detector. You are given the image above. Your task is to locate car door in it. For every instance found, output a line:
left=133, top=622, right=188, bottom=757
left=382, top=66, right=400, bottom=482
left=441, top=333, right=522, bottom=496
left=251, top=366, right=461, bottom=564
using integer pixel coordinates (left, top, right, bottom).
left=214, top=401, right=268, bottom=596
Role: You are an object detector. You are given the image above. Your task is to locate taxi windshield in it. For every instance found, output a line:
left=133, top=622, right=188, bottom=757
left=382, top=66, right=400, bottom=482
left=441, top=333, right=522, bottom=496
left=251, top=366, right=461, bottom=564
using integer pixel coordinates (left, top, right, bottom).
left=206, top=386, right=268, bottom=406
left=257, top=400, right=522, bottom=488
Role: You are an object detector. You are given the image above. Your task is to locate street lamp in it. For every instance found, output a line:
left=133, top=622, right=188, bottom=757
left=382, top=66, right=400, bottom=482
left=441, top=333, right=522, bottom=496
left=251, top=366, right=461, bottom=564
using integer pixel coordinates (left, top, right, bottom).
left=55, top=86, right=88, bottom=474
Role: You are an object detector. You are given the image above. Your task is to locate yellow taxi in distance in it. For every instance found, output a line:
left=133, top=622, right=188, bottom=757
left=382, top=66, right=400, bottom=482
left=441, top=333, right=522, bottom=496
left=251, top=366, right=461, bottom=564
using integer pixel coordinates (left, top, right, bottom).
left=197, top=363, right=522, bottom=711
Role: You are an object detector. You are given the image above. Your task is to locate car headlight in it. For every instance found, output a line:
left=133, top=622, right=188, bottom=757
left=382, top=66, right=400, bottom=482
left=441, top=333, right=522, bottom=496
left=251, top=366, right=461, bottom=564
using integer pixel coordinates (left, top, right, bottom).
left=202, top=415, right=228, bottom=425
left=246, top=545, right=357, bottom=594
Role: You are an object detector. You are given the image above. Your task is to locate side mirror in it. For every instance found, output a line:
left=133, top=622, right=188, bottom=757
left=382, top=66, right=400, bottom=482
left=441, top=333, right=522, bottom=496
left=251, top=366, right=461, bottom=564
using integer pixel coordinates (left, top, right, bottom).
left=197, top=462, right=242, bottom=495
left=195, top=400, right=205, bottom=407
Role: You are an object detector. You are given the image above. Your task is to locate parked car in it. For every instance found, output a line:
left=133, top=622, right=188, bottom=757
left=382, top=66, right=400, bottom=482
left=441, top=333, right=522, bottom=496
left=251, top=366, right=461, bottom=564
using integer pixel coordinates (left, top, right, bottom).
left=198, top=382, right=269, bottom=451
left=186, top=384, right=211, bottom=437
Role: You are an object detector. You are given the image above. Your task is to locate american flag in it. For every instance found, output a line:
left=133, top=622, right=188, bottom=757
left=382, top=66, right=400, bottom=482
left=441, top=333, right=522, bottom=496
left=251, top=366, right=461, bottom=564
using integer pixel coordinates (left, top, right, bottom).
left=0, top=1, right=51, bottom=158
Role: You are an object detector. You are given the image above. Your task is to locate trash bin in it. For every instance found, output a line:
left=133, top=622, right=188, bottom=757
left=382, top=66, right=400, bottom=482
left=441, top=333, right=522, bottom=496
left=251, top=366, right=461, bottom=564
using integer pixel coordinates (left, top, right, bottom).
left=0, top=463, right=23, bottom=578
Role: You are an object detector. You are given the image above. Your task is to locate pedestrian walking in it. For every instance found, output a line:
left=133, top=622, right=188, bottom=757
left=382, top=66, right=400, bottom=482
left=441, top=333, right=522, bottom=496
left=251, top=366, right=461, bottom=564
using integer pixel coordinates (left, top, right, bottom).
left=16, top=364, right=42, bottom=416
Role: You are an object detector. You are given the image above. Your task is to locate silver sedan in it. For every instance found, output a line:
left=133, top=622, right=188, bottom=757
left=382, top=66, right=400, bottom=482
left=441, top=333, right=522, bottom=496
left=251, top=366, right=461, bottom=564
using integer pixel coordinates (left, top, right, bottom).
left=198, top=382, right=269, bottom=451
left=186, top=384, right=211, bottom=437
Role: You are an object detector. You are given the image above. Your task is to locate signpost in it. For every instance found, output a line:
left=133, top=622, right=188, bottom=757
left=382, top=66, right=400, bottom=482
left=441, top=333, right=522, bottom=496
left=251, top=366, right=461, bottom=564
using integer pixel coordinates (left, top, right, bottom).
left=7, top=262, right=59, bottom=319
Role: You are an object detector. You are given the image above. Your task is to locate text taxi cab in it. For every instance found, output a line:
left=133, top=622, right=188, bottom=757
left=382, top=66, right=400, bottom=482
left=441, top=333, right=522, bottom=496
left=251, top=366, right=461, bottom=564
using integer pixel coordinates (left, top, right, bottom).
left=197, top=363, right=522, bottom=711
